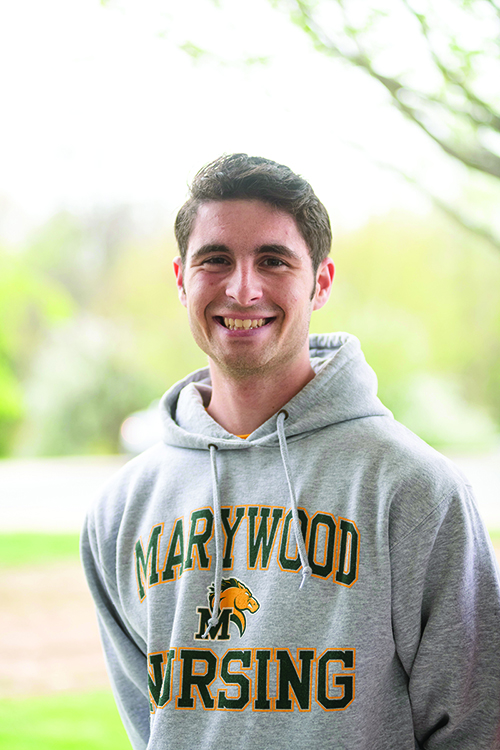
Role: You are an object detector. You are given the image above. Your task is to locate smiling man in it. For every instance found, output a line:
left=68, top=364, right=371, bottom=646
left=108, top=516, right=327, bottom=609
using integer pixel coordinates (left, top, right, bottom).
left=82, top=154, right=500, bottom=750
left=173, top=197, right=334, bottom=435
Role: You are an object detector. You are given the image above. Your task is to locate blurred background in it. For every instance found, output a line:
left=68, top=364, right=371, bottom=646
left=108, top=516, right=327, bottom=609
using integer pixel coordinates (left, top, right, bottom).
left=0, top=0, right=499, bottom=747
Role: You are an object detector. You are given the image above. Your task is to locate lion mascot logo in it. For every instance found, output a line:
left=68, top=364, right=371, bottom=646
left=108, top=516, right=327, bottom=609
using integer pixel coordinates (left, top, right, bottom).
left=207, top=577, right=260, bottom=636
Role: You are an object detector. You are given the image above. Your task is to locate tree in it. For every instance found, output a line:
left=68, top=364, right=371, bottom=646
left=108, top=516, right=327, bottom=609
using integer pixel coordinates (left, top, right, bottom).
left=271, top=0, right=500, bottom=248
left=0, top=248, right=74, bottom=455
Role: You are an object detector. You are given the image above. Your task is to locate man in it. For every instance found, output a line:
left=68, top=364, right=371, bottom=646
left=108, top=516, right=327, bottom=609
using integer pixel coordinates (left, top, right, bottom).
left=82, top=154, right=500, bottom=749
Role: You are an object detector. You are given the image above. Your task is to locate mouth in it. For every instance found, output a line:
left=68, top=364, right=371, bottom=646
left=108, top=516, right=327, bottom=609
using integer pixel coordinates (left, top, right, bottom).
left=215, top=316, right=274, bottom=331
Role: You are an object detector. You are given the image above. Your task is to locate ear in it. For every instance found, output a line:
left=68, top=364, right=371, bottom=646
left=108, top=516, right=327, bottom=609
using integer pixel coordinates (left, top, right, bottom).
left=312, top=258, right=335, bottom=311
left=173, top=256, right=187, bottom=307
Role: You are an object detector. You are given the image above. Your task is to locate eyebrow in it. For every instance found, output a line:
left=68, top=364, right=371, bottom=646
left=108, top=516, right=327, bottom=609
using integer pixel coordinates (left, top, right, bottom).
left=189, top=243, right=302, bottom=263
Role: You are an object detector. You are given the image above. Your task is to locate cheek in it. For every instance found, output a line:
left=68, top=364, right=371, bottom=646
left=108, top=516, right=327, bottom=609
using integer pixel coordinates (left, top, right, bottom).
left=187, top=276, right=221, bottom=304
left=284, top=287, right=311, bottom=309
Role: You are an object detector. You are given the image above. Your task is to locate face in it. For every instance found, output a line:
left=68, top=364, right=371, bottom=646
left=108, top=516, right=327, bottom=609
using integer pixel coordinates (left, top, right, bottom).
left=173, top=199, right=334, bottom=382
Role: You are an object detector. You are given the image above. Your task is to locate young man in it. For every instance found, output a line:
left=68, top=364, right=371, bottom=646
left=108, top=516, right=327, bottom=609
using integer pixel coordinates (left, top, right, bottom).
left=82, top=154, right=500, bottom=749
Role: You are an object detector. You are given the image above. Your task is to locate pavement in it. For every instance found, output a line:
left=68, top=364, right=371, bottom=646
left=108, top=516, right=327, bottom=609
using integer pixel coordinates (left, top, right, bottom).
left=0, top=448, right=499, bottom=532
left=0, top=455, right=129, bottom=532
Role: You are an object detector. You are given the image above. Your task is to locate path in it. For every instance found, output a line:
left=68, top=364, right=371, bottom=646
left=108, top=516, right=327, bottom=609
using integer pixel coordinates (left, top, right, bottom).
left=0, top=561, right=109, bottom=697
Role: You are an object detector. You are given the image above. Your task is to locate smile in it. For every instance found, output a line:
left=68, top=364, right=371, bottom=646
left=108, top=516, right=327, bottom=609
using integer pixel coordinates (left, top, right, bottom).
left=216, top=317, right=273, bottom=331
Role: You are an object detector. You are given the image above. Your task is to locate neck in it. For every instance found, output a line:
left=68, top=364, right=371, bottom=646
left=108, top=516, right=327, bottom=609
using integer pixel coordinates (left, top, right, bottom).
left=206, top=359, right=316, bottom=436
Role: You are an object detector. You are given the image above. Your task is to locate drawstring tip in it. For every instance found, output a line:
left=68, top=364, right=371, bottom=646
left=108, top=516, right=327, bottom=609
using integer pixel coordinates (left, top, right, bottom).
left=201, top=615, right=219, bottom=639
left=299, top=566, right=312, bottom=590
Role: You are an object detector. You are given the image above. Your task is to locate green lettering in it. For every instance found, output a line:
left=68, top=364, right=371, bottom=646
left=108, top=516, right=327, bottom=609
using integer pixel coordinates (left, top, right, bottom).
left=278, top=509, right=309, bottom=572
left=275, top=649, right=314, bottom=711
left=217, top=650, right=251, bottom=710
left=335, top=519, right=359, bottom=587
left=247, top=507, right=283, bottom=569
left=221, top=507, right=245, bottom=568
left=177, top=649, right=217, bottom=709
left=161, top=518, right=185, bottom=581
left=184, top=508, right=213, bottom=570
left=135, top=524, right=163, bottom=601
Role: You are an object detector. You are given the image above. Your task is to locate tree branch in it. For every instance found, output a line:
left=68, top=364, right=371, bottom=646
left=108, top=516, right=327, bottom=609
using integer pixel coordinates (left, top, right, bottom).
left=345, top=139, right=500, bottom=252
left=404, top=1, right=500, bottom=132
left=289, top=1, right=500, bottom=179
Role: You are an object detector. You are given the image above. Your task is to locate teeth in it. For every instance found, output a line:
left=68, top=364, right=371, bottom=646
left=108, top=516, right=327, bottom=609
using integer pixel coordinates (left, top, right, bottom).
left=223, top=317, right=267, bottom=330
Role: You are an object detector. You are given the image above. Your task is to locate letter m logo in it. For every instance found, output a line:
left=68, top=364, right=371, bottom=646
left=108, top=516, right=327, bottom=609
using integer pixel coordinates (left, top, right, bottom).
left=194, top=607, right=232, bottom=640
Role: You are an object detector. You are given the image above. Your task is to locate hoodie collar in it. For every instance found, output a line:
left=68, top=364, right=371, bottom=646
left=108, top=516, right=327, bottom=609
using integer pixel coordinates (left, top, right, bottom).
left=160, top=332, right=392, bottom=451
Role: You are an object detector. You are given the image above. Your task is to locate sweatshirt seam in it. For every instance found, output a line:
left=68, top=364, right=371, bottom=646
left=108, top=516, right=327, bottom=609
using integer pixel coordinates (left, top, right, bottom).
left=389, top=489, right=456, bottom=552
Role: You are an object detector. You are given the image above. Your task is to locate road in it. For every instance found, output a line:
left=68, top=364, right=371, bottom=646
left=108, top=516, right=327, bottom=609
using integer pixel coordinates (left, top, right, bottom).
left=0, top=455, right=129, bottom=532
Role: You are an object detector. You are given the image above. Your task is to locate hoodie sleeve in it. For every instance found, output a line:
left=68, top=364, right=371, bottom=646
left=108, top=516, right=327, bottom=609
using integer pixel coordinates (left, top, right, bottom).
left=390, top=484, right=500, bottom=749
left=81, top=513, right=150, bottom=750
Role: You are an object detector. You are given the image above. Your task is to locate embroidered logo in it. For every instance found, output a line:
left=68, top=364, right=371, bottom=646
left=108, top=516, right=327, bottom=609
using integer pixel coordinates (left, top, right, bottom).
left=194, top=577, right=260, bottom=640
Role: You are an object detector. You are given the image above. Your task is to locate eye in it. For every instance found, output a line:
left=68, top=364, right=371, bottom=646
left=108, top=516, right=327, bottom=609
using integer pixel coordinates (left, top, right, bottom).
left=203, top=256, right=230, bottom=266
left=262, top=257, right=286, bottom=267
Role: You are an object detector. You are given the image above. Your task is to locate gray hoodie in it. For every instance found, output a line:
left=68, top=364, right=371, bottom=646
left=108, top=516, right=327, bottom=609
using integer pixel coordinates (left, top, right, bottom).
left=81, top=332, right=500, bottom=749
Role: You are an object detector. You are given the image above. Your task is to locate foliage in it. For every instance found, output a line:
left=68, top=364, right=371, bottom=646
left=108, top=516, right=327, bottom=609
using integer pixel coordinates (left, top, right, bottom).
left=15, top=232, right=206, bottom=456
left=271, top=0, right=500, bottom=247
left=8, top=210, right=188, bottom=457
left=91, top=238, right=207, bottom=385
left=0, top=247, right=74, bottom=456
left=0, top=691, right=129, bottom=750
left=313, top=211, right=500, bottom=447
left=18, top=314, right=161, bottom=456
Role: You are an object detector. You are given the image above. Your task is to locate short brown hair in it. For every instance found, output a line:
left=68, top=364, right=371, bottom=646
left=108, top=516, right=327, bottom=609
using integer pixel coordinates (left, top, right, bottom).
left=175, top=154, right=332, bottom=274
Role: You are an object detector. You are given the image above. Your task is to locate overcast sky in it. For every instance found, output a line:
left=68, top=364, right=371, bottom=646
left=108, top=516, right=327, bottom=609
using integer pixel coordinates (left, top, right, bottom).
left=0, top=0, right=464, bottom=242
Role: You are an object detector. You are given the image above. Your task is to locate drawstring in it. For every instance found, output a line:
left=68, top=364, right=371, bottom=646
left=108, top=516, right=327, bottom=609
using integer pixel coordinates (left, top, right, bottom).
left=202, top=444, right=223, bottom=638
left=277, top=410, right=312, bottom=589
left=204, top=413, right=309, bottom=637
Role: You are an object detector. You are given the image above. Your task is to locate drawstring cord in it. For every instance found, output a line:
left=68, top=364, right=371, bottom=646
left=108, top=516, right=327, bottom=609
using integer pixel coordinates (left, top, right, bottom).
left=276, top=410, right=312, bottom=589
left=204, top=412, right=309, bottom=637
left=202, top=444, right=223, bottom=638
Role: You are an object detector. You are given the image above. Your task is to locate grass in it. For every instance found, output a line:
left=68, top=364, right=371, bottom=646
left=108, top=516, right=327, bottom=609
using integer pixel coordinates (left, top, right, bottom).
left=0, top=691, right=130, bottom=750
left=0, top=532, right=80, bottom=568
left=0, top=535, right=131, bottom=749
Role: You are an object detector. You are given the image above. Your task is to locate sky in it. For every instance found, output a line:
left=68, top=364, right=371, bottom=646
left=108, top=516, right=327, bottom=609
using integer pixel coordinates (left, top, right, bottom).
left=0, top=0, right=472, bottom=243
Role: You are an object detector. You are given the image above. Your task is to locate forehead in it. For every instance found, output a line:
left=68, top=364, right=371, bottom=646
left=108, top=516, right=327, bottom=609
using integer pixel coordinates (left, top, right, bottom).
left=187, top=199, right=309, bottom=255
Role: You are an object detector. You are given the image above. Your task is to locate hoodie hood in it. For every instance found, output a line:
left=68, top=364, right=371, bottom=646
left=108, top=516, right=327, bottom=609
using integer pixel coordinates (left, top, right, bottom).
left=160, top=332, right=392, bottom=451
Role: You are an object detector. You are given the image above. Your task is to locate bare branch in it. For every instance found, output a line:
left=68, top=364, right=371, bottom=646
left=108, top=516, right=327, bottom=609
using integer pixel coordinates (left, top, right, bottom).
left=344, top=139, right=500, bottom=252
left=405, top=1, right=500, bottom=132
left=288, top=1, right=500, bottom=179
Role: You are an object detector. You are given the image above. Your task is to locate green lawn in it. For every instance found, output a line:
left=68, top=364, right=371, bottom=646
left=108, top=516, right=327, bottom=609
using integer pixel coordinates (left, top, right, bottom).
left=0, top=535, right=131, bottom=749
left=489, top=529, right=500, bottom=545
left=0, top=692, right=130, bottom=750
left=0, top=532, right=80, bottom=568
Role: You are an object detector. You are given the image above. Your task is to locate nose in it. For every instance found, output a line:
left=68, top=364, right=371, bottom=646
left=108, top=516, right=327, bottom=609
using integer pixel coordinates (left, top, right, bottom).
left=225, top=263, right=263, bottom=306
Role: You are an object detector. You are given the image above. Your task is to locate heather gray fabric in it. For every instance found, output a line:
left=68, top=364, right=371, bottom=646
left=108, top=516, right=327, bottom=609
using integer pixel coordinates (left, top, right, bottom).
left=81, top=332, right=500, bottom=749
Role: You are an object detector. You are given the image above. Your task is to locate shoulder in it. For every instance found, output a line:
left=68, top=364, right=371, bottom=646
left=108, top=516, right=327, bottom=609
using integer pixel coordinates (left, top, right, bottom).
left=370, top=417, right=468, bottom=489
left=327, top=415, right=475, bottom=543
left=83, top=442, right=171, bottom=555
left=328, top=414, right=469, bottom=492
left=373, top=418, right=476, bottom=544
